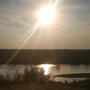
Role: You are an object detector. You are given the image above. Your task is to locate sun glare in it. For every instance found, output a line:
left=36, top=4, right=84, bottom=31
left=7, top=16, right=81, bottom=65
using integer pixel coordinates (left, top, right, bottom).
left=38, top=5, right=55, bottom=25
left=38, top=64, right=54, bottom=75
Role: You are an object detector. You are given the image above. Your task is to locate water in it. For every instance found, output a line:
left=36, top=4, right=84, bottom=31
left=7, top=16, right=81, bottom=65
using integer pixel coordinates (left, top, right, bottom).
left=48, top=64, right=90, bottom=82
left=0, top=64, right=90, bottom=82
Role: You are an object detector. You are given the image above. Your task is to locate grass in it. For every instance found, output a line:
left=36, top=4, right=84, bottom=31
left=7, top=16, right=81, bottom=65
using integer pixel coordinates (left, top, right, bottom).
left=0, top=81, right=86, bottom=90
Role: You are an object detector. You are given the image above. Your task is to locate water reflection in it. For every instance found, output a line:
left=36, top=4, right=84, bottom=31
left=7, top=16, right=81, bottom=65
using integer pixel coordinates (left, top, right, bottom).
left=38, top=64, right=54, bottom=75
left=0, top=64, right=90, bottom=82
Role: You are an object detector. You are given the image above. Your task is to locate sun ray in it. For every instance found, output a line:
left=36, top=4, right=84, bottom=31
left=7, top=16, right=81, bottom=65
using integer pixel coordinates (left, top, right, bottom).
left=2, top=23, right=40, bottom=69
left=1, top=0, right=59, bottom=69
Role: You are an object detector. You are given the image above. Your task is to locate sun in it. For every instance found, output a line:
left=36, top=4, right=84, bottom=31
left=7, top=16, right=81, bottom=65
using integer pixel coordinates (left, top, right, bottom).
left=38, top=5, right=55, bottom=25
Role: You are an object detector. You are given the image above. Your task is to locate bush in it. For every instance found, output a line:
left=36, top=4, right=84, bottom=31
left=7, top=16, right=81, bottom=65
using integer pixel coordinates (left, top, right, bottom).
left=22, top=66, right=51, bottom=83
left=0, top=66, right=52, bottom=85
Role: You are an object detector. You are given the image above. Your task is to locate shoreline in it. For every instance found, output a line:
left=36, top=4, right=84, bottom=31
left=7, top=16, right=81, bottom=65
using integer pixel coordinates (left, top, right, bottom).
left=54, top=73, right=90, bottom=78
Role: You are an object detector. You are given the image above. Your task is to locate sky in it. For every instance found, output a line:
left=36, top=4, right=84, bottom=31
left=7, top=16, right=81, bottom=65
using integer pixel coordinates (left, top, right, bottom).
left=0, top=0, right=90, bottom=49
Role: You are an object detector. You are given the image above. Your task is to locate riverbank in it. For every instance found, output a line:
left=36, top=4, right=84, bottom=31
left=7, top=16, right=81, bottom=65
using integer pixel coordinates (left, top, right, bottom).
left=0, top=66, right=90, bottom=90
left=54, top=73, right=90, bottom=78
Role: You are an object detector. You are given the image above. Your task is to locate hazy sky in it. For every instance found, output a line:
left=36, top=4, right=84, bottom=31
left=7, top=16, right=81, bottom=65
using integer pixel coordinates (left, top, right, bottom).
left=0, top=0, right=90, bottom=49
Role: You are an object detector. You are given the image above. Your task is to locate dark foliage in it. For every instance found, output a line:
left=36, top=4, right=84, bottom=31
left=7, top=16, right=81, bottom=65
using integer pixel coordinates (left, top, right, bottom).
left=0, top=66, right=51, bottom=85
left=22, top=66, right=51, bottom=83
left=69, top=79, right=90, bottom=89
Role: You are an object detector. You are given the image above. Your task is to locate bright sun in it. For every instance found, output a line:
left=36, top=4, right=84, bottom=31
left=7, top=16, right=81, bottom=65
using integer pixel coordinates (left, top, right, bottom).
left=38, top=5, right=55, bottom=25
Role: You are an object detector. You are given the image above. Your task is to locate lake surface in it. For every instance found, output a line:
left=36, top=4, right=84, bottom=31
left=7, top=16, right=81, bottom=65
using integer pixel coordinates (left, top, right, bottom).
left=0, top=64, right=90, bottom=82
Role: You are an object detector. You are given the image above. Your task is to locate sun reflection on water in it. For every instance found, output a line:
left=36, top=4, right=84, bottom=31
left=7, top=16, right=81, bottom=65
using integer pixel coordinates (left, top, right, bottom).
left=38, top=64, right=54, bottom=75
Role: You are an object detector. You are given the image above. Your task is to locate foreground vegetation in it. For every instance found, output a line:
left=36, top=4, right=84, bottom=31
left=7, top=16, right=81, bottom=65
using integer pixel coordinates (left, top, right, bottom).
left=0, top=66, right=90, bottom=90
